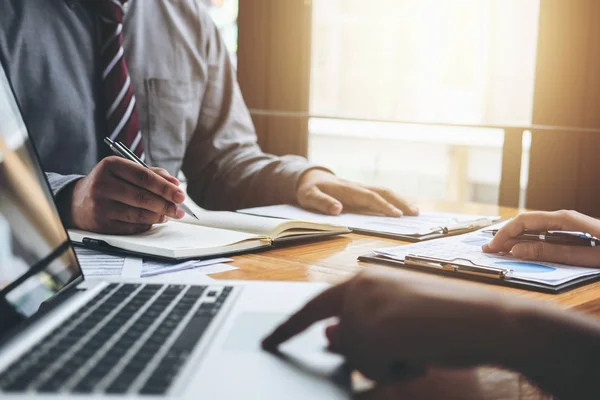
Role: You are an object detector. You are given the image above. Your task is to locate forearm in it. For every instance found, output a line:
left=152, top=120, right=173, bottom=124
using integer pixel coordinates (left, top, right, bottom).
left=501, top=304, right=600, bottom=399
left=184, top=146, right=318, bottom=210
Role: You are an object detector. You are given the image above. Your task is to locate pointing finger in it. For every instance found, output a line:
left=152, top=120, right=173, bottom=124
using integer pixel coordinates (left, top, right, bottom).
left=262, top=282, right=349, bottom=350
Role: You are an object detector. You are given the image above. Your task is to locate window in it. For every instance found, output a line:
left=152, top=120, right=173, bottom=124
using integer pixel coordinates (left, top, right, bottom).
left=206, top=0, right=239, bottom=63
left=309, top=0, right=540, bottom=205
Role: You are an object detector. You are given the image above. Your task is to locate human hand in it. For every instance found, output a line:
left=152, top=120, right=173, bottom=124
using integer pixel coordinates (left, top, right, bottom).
left=263, top=269, right=512, bottom=383
left=60, top=157, right=186, bottom=234
left=296, top=169, right=419, bottom=217
left=483, top=210, right=600, bottom=267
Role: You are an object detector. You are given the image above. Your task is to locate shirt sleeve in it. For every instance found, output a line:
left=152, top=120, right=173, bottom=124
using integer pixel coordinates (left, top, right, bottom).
left=46, top=172, right=83, bottom=197
left=181, top=9, right=325, bottom=211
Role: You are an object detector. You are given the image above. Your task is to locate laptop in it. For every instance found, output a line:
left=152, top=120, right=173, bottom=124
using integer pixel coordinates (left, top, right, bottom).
left=0, top=63, right=349, bottom=398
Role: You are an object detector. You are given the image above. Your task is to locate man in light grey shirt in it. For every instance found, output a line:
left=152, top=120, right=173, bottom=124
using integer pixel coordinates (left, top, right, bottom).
left=0, top=0, right=417, bottom=234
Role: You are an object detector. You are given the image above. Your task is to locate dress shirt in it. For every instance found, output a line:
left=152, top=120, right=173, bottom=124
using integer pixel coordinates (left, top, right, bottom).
left=0, top=0, right=318, bottom=210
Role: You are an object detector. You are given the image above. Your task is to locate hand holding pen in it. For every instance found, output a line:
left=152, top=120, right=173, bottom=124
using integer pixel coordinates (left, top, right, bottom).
left=484, top=229, right=599, bottom=247
left=104, top=138, right=198, bottom=220
left=482, top=211, right=600, bottom=267
left=57, top=138, right=194, bottom=235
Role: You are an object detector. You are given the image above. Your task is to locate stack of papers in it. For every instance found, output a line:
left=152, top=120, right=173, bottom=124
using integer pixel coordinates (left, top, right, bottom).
left=74, top=247, right=126, bottom=277
left=74, top=247, right=238, bottom=280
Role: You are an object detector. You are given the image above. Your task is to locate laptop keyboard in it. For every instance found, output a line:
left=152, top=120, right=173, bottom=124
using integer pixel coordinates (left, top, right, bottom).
left=0, top=283, right=233, bottom=395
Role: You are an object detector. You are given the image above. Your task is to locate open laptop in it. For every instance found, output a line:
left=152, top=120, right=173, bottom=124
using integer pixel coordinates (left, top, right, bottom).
left=0, top=63, right=349, bottom=398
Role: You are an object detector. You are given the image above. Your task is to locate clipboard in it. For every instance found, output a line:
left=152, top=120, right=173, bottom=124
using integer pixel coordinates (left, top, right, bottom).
left=238, top=206, right=502, bottom=243
left=358, top=252, right=600, bottom=294
left=356, top=218, right=499, bottom=242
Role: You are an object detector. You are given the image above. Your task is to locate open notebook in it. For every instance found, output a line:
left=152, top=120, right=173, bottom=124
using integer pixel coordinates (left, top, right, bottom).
left=69, top=211, right=350, bottom=260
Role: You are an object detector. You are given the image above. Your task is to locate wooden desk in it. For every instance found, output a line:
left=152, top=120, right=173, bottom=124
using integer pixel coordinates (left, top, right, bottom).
left=212, top=200, right=597, bottom=399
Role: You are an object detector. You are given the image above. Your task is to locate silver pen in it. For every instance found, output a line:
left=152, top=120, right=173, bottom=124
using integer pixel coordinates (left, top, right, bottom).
left=484, top=229, right=599, bottom=247
left=104, top=137, right=199, bottom=220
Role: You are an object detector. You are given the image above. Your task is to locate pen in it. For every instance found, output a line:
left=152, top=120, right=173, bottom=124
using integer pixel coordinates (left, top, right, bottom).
left=484, top=229, right=599, bottom=247
left=117, top=140, right=148, bottom=168
left=104, top=137, right=199, bottom=220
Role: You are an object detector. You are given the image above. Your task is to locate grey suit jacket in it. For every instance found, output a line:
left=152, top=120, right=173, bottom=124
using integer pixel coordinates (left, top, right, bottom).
left=1, top=0, right=319, bottom=210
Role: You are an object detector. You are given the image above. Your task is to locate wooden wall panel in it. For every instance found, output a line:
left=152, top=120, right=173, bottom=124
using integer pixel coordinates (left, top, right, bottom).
left=527, top=130, right=581, bottom=211
left=528, top=0, right=600, bottom=215
left=498, top=129, right=523, bottom=208
left=237, top=0, right=312, bottom=157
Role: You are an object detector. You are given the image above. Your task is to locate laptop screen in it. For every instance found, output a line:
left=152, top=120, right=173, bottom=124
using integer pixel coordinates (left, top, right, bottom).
left=0, top=63, right=82, bottom=340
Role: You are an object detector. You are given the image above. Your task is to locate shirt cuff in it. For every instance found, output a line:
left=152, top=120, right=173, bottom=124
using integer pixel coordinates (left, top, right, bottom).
left=46, top=173, right=85, bottom=197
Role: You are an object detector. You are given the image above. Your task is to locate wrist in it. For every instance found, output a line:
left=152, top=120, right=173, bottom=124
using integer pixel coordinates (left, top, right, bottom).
left=491, top=302, right=543, bottom=370
left=497, top=302, right=600, bottom=398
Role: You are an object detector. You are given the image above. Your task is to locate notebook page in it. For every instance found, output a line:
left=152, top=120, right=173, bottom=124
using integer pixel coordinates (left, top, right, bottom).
left=70, top=221, right=263, bottom=256
left=179, top=210, right=284, bottom=236
left=180, top=210, right=347, bottom=238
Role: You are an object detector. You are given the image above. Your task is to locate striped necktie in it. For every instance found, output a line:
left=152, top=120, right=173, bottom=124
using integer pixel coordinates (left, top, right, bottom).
left=95, top=0, right=144, bottom=160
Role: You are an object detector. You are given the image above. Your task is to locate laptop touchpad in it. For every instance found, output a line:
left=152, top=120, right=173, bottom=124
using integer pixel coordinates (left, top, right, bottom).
left=226, top=312, right=338, bottom=358
left=223, top=312, right=287, bottom=351
left=223, top=312, right=345, bottom=376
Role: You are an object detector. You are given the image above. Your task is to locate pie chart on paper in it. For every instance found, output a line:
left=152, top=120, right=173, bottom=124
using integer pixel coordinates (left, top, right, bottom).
left=493, top=261, right=556, bottom=274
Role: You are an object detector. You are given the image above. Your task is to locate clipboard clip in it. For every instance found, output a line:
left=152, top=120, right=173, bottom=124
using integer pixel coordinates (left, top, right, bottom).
left=431, top=218, right=494, bottom=236
left=404, top=254, right=510, bottom=280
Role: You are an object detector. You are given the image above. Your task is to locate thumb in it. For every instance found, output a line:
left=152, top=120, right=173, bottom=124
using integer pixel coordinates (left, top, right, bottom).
left=300, top=187, right=343, bottom=215
left=511, top=242, right=600, bottom=267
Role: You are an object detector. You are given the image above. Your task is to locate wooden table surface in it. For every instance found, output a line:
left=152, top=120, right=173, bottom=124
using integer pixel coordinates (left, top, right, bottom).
left=211, top=200, right=598, bottom=399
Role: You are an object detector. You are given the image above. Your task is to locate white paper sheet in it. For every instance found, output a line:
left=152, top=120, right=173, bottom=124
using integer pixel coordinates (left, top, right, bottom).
left=158, top=263, right=239, bottom=283
left=121, top=257, right=143, bottom=278
left=240, top=205, right=499, bottom=236
left=141, top=258, right=234, bottom=277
